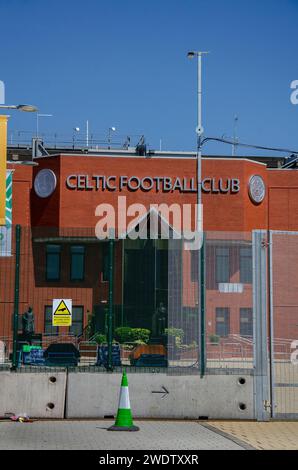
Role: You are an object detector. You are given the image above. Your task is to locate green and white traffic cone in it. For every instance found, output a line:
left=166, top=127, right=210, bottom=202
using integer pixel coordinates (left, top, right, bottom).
left=108, top=370, right=139, bottom=431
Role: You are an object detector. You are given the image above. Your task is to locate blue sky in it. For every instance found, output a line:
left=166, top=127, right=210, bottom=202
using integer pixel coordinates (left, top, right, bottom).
left=0, top=0, right=297, bottom=155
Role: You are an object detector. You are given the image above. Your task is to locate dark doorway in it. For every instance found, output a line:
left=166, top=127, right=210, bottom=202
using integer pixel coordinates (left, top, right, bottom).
left=123, top=239, right=168, bottom=337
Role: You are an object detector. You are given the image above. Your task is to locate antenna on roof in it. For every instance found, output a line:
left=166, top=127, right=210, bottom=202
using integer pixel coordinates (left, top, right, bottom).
left=123, top=136, right=131, bottom=149
left=136, top=135, right=147, bottom=156
left=232, top=114, right=238, bottom=156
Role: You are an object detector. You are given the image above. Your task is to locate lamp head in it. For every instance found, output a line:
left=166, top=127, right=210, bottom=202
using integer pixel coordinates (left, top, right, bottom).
left=16, top=104, right=38, bottom=112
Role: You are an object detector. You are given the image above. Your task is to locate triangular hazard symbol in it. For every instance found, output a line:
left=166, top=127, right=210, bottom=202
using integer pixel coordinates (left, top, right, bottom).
left=54, top=300, right=71, bottom=316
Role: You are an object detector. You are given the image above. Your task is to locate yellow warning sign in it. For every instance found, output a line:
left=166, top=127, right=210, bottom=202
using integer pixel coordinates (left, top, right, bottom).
left=52, top=299, right=72, bottom=326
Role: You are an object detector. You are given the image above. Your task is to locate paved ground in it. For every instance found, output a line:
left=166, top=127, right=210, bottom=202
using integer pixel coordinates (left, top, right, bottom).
left=0, top=420, right=246, bottom=450
left=0, top=419, right=297, bottom=450
left=208, top=421, right=298, bottom=450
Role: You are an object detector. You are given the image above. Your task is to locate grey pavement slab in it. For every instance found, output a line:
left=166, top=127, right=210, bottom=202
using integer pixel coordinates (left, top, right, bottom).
left=0, top=420, right=245, bottom=450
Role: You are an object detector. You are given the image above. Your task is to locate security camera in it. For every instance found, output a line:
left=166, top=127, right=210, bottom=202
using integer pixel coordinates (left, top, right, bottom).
left=196, top=125, right=204, bottom=136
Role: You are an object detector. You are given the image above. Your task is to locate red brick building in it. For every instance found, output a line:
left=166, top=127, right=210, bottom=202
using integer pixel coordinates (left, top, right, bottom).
left=1, top=150, right=297, bottom=346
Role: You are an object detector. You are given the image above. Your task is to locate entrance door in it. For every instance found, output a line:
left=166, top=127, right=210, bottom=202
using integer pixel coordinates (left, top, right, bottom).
left=123, top=239, right=168, bottom=333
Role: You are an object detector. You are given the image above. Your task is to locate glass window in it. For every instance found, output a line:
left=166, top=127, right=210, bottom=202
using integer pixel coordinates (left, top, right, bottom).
left=44, top=306, right=58, bottom=335
left=216, top=247, right=230, bottom=283
left=70, top=245, right=85, bottom=281
left=240, top=308, right=253, bottom=337
left=216, top=307, right=230, bottom=337
left=46, top=244, right=61, bottom=281
left=240, top=247, right=252, bottom=283
left=69, top=306, right=84, bottom=336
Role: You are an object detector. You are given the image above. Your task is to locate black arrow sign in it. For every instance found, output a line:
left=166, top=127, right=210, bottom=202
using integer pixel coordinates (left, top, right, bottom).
left=151, top=386, right=169, bottom=399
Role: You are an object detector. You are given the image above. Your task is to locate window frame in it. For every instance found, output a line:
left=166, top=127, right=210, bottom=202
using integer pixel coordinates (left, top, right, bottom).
left=45, top=244, right=61, bottom=282
left=69, top=306, right=84, bottom=337
left=239, top=307, right=253, bottom=337
left=70, top=245, right=85, bottom=282
left=215, top=307, right=230, bottom=337
left=239, top=246, right=252, bottom=284
left=44, top=305, right=59, bottom=336
left=215, top=247, right=230, bottom=283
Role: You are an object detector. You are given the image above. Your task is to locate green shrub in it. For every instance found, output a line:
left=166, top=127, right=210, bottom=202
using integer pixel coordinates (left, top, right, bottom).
left=209, top=334, right=220, bottom=344
left=165, top=328, right=184, bottom=342
left=93, top=333, right=107, bottom=345
left=114, top=327, right=133, bottom=343
left=114, top=327, right=151, bottom=344
left=130, top=328, right=151, bottom=344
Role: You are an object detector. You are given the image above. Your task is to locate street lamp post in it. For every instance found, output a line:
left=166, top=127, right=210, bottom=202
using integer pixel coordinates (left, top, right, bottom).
left=187, top=51, right=209, bottom=377
left=108, top=126, right=116, bottom=149
left=187, top=51, right=209, bottom=227
left=72, top=127, right=80, bottom=148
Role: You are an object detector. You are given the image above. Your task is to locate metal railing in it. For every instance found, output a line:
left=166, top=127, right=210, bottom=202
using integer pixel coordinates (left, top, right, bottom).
left=7, top=130, right=144, bottom=150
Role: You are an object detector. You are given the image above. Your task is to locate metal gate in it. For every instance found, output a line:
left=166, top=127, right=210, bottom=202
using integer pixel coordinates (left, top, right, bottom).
left=269, top=231, right=298, bottom=419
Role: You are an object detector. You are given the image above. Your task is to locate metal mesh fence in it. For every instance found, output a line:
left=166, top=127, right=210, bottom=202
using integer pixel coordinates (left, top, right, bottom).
left=0, top=226, right=255, bottom=373
left=269, top=231, right=298, bottom=418
left=205, top=232, right=253, bottom=373
left=168, top=233, right=253, bottom=374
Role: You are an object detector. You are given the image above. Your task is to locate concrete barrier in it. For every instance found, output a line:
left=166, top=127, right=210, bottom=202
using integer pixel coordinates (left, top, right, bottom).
left=0, top=371, right=67, bottom=418
left=0, top=371, right=254, bottom=419
left=66, top=372, right=254, bottom=419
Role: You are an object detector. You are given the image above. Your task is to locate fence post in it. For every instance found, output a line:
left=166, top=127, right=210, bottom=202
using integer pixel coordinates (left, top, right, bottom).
left=252, top=230, right=270, bottom=421
left=268, top=230, right=276, bottom=418
left=200, top=233, right=206, bottom=378
left=12, top=224, right=21, bottom=369
left=107, top=236, right=114, bottom=371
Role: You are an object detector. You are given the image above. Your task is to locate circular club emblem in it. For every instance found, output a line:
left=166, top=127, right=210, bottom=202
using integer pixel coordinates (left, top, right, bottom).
left=248, top=175, right=266, bottom=204
left=34, top=169, right=57, bottom=198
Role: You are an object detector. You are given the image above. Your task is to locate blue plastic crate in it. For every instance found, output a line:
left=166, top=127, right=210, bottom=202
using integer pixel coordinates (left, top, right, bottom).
left=97, top=344, right=121, bottom=367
